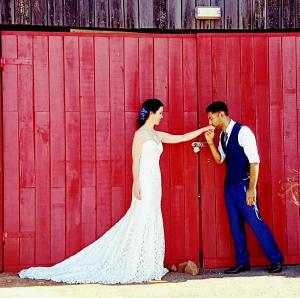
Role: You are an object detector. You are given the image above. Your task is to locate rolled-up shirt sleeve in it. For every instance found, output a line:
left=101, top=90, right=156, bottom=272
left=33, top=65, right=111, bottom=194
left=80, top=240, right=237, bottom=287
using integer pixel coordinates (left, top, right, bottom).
left=218, top=137, right=226, bottom=163
left=239, top=126, right=260, bottom=163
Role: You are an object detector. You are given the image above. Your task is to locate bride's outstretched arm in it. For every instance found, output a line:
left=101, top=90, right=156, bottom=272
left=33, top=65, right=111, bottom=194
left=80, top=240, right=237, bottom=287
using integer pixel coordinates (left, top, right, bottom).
left=132, top=132, right=143, bottom=200
left=156, top=125, right=214, bottom=144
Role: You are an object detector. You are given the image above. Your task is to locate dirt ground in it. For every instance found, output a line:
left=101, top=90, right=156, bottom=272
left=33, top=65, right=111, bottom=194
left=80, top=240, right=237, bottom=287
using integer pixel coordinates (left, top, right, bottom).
left=0, top=265, right=299, bottom=298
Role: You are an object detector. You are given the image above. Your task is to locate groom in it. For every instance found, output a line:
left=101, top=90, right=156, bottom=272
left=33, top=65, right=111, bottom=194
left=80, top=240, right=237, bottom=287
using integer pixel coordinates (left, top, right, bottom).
left=204, top=101, right=283, bottom=274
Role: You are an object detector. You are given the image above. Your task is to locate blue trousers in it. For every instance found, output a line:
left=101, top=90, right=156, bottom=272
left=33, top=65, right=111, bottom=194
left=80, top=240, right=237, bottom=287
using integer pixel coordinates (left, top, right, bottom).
left=224, top=180, right=282, bottom=265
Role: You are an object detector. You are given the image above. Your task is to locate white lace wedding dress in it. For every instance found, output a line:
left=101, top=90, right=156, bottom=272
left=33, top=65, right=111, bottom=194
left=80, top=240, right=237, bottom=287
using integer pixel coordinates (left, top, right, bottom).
left=19, top=139, right=168, bottom=284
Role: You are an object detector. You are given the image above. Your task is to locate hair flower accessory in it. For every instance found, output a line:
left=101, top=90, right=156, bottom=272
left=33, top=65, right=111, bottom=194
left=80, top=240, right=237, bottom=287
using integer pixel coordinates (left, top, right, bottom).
left=140, top=107, right=148, bottom=121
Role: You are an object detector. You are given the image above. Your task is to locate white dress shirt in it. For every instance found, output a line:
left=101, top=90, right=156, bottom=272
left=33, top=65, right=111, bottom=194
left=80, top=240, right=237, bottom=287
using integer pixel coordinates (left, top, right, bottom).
left=218, top=120, right=260, bottom=164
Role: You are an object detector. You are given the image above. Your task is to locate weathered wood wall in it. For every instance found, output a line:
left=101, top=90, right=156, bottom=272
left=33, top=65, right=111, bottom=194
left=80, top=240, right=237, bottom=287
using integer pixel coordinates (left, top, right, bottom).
left=0, top=0, right=300, bottom=30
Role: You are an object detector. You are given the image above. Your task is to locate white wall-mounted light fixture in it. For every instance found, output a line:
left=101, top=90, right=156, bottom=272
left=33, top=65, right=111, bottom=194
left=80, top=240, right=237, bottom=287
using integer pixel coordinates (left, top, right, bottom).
left=195, top=6, right=221, bottom=20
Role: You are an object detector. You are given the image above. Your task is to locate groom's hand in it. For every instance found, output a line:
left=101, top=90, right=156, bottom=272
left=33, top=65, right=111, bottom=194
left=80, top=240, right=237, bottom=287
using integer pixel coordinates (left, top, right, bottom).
left=204, top=130, right=215, bottom=144
left=246, top=188, right=256, bottom=206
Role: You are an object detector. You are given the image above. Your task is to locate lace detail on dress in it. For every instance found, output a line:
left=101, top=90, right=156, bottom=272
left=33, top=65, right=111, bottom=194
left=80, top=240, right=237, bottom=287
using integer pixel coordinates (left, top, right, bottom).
left=19, top=139, right=168, bottom=284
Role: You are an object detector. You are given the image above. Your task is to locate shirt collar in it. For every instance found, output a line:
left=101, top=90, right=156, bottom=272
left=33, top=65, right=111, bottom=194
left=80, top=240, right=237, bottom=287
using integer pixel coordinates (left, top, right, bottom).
left=224, top=119, right=236, bottom=135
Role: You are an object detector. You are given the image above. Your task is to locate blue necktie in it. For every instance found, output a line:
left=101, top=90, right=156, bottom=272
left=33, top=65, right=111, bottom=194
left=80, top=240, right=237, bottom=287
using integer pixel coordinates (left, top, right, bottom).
left=223, top=131, right=229, bottom=147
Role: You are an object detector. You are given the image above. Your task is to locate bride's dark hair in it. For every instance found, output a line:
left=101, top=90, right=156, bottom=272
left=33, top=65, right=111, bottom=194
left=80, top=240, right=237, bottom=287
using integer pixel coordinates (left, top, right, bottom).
left=137, top=98, right=164, bottom=127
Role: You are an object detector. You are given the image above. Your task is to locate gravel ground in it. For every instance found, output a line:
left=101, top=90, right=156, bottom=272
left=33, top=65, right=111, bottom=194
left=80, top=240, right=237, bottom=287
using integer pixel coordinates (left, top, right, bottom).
left=0, top=265, right=299, bottom=298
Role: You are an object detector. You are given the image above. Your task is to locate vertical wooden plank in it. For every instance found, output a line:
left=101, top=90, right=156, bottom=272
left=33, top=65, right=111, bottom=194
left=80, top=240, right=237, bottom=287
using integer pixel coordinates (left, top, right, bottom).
left=79, top=36, right=96, bottom=246
left=3, top=112, right=19, bottom=269
left=167, top=0, right=181, bottom=29
left=225, top=0, right=238, bottom=29
left=183, top=38, right=197, bottom=113
left=182, top=0, right=196, bottom=29
left=64, top=0, right=79, bottom=26
left=82, top=187, right=96, bottom=246
left=297, top=36, right=300, bottom=255
left=266, top=0, right=281, bottom=29
left=240, top=36, right=259, bottom=258
left=79, top=0, right=95, bottom=27
left=95, top=37, right=110, bottom=112
left=197, top=36, right=216, bottom=267
left=153, top=0, right=168, bottom=29
left=2, top=34, right=18, bottom=112
left=0, top=34, right=3, bottom=270
left=254, top=36, right=273, bottom=258
left=153, top=37, right=171, bottom=262
left=65, top=112, right=81, bottom=257
left=20, top=188, right=35, bottom=265
left=239, top=0, right=252, bottom=29
left=196, top=0, right=210, bottom=29
left=49, top=35, right=65, bottom=188
left=35, top=112, right=51, bottom=264
left=154, top=38, right=168, bottom=111
left=18, top=35, right=35, bottom=188
left=110, top=36, right=126, bottom=224
left=15, top=0, right=31, bottom=24
left=226, top=38, right=241, bottom=121
left=212, top=37, right=230, bottom=260
left=282, top=36, right=299, bottom=254
left=110, top=0, right=124, bottom=28
left=96, top=112, right=112, bottom=237
left=124, top=111, right=136, bottom=209
left=253, top=0, right=266, bottom=29
left=124, top=0, right=139, bottom=28
left=139, top=37, right=154, bottom=102
left=159, top=112, right=171, bottom=263
left=139, top=0, right=154, bottom=28
left=51, top=188, right=66, bottom=263
left=64, top=36, right=80, bottom=112
left=34, top=35, right=49, bottom=112
left=79, top=36, right=96, bottom=188
left=95, top=0, right=109, bottom=28
left=183, top=112, right=199, bottom=264
left=169, top=38, right=184, bottom=260
left=32, top=0, right=47, bottom=25
left=282, top=0, right=296, bottom=28
left=211, top=0, right=225, bottom=29
left=124, top=37, right=139, bottom=111
left=0, top=0, right=15, bottom=24
left=48, top=0, right=63, bottom=26
left=269, top=36, right=287, bottom=255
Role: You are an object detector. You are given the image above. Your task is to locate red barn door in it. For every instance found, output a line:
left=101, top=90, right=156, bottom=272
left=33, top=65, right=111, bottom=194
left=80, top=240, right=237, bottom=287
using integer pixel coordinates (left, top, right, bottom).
left=198, top=33, right=300, bottom=268
left=1, top=31, right=200, bottom=272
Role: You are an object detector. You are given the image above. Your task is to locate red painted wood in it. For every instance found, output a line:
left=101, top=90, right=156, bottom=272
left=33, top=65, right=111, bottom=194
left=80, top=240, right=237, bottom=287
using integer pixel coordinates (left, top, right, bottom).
left=110, top=36, right=126, bottom=224
left=282, top=36, right=299, bottom=255
left=2, top=31, right=300, bottom=272
left=96, top=112, right=112, bottom=237
left=35, top=112, right=51, bottom=264
left=169, top=38, right=185, bottom=261
left=269, top=37, right=287, bottom=256
left=3, top=112, right=19, bottom=268
left=240, top=36, right=260, bottom=258
left=139, top=38, right=154, bottom=103
left=66, top=112, right=81, bottom=257
left=95, top=37, right=110, bottom=112
left=33, top=36, right=49, bottom=112
left=64, top=36, right=80, bottom=112
left=197, top=36, right=217, bottom=265
left=154, top=38, right=169, bottom=111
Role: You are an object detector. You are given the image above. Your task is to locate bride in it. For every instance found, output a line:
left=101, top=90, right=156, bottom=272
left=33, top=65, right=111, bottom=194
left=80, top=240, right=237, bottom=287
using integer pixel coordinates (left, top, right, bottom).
left=19, top=98, right=214, bottom=284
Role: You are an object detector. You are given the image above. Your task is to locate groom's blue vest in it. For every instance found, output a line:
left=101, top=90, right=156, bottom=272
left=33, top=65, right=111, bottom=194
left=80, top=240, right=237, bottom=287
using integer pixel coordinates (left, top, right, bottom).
left=221, top=123, right=250, bottom=184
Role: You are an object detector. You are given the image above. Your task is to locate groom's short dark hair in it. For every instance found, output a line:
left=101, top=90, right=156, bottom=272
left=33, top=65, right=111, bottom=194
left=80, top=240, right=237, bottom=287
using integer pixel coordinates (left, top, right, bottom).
left=206, top=101, right=228, bottom=115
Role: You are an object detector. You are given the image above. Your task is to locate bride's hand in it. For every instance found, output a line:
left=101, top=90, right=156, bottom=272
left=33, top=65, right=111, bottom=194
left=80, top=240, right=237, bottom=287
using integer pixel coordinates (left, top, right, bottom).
left=202, top=125, right=215, bottom=132
left=134, top=183, right=142, bottom=200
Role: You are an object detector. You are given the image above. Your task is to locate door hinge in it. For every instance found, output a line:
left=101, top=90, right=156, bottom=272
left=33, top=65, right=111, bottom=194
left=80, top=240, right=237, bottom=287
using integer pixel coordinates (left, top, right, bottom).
left=2, top=232, right=7, bottom=244
left=0, top=58, right=6, bottom=69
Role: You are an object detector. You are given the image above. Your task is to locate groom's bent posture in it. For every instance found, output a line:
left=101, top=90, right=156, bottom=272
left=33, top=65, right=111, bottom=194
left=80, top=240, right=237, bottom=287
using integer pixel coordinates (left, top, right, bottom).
left=205, top=101, right=283, bottom=274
